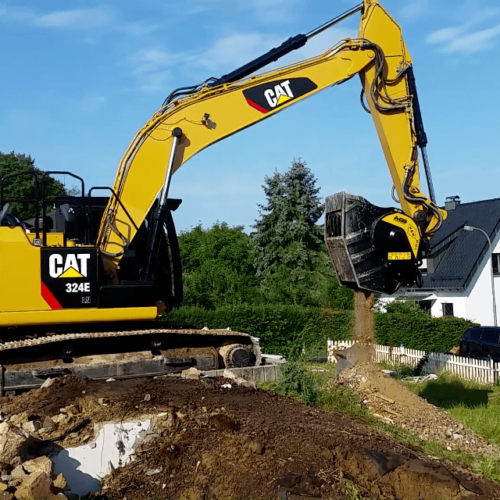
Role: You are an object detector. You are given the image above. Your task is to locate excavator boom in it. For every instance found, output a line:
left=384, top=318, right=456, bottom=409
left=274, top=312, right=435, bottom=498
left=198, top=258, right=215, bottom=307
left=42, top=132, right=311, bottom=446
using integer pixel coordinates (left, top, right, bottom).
left=97, top=0, right=445, bottom=294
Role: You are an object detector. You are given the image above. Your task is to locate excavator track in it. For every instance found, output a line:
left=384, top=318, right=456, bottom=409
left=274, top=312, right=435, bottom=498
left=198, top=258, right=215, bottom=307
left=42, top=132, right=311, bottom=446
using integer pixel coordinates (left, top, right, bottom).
left=0, top=327, right=261, bottom=393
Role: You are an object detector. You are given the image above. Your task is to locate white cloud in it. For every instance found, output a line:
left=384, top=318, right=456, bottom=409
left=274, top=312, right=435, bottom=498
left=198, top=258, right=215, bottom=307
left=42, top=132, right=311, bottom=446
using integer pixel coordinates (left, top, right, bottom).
left=37, top=7, right=112, bottom=29
left=427, top=27, right=465, bottom=44
left=129, top=24, right=358, bottom=94
left=129, top=48, right=181, bottom=92
left=427, top=5, right=500, bottom=55
left=398, top=0, right=430, bottom=21
left=0, top=3, right=158, bottom=37
left=439, top=23, right=500, bottom=54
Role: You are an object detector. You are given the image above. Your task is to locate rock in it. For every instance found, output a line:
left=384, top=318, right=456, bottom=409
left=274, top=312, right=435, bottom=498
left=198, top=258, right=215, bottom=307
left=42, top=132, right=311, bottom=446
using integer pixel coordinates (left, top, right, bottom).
left=0, top=423, right=28, bottom=463
left=9, top=458, right=21, bottom=468
left=52, top=473, right=67, bottom=490
left=221, top=384, right=232, bottom=389
left=8, top=478, right=22, bottom=488
left=156, top=412, right=175, bottom=429
left=145, top=467, right=162, bottom=476
left=10, top=465, right=28, bottom=480
left=0, top=482, right=7, bottom=492
left=9, top=413, right=29, bottom=427
left=42, top=417, right=56, bottom=432
left=40, top=378, right=55, bottom=389
left=15, top=471, right=52, bottom=500
left=144, top=394, right=151, bottom=402
left=23, top=456, right=53, bottom=475
left=64, top=405, right=80, bottom=416
left=181, top=367, right=201, bottom=380
left=52, top=414, right=71, bottom=425
left=22, top=420, right=41, bottom=434
left=222, top=370, right=256, bottom=389
left=453, top=433, right=464, bottom=441
left=0, top=492, right=13, bottom=500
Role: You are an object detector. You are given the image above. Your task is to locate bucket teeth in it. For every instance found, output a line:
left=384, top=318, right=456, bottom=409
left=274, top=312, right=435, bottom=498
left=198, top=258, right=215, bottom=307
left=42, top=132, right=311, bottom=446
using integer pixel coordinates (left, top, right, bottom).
left=324, top=192, right=420, bottom=295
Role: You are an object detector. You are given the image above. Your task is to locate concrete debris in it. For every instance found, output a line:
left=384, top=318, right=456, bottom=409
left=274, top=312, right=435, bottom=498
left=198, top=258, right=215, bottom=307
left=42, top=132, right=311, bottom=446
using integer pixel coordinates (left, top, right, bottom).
left=106, top=378, right=116, bottom=382
left=40, top=378, right=55, bottom=389
left=143, top=394, right=151, bottom=402
left=15, top=471, right=52, bottom=500
left=156, top=412, right=175, bottom=429
left=22, top=420, right=41, bottom=434
left=145, top=467, right=163, bottom=476
left=52, top=473, right=67, bottom=490
left=9, top=413, right=29, bottom=427
left=0, top=422, right=28, bottom=463
left=402, top=374, right=438, bottom=383
left=42, top=416, right=57, bottom=432
left=23, top=456, right=53, bottom=475
left=65, top=405, right=80, bottom=416
left=221, top=384, right=232, bottom=389
left=10, top=465, right=28, bottom=481
left=181, top=367, right=201, bottom=380
left=222, top=369, right=256, bottom=389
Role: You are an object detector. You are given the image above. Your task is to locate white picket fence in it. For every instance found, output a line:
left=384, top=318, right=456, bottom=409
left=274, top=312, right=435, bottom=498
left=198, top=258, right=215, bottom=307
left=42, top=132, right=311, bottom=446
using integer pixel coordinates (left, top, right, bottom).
left=327, top=340, right=500, bottom=385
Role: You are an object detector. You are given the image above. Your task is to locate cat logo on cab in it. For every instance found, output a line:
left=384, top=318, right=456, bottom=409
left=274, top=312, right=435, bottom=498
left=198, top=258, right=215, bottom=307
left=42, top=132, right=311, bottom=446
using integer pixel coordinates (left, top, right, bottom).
left=41, top=248, right=97, bottom=309
left=49, top=253, right=91, bottom=279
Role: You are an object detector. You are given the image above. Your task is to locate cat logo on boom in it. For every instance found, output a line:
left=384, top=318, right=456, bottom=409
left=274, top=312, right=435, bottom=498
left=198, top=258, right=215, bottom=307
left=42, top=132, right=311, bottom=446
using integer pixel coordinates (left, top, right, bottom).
left=48, top=253, right=91, bottom=279
left=243, top=77, right=317, bottom=114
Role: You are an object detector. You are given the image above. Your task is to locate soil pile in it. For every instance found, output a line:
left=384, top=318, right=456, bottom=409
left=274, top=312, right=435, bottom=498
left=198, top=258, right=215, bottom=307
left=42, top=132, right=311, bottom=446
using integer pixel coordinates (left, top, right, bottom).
left=333, top=290, right=495, bottom=455
left=0, top=376, right=499, bottom=500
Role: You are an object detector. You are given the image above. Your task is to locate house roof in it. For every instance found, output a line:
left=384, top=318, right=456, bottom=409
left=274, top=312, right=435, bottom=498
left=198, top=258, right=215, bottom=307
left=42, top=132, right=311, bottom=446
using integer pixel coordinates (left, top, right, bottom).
left=419, top=198, right=500, bottom=290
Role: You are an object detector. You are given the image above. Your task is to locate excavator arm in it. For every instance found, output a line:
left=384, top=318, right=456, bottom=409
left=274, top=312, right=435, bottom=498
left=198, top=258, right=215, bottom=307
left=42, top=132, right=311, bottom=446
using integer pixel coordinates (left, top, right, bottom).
left=97, top=0, right=446, bottom=294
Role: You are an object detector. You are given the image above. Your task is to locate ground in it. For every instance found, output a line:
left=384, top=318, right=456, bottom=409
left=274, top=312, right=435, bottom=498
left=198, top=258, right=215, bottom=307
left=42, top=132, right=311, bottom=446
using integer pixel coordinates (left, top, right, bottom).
left=1, top=374, right=499, bottom=500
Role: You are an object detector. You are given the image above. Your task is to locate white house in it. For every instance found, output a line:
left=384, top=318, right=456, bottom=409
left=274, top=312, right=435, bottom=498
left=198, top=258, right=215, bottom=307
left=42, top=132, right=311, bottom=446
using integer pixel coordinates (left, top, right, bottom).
left=380, top=196, right=500, bottom=326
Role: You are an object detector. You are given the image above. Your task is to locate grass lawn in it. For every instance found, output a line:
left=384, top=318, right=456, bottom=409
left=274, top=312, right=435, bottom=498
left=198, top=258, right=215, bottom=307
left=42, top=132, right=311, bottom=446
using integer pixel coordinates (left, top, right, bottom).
left=259, top=361, right=500, bottom=484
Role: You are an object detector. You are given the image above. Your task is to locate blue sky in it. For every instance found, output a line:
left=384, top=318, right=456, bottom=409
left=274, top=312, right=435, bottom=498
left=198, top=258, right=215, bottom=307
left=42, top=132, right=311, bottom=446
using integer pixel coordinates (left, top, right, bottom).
left=1, top=0, right=499, bottom=233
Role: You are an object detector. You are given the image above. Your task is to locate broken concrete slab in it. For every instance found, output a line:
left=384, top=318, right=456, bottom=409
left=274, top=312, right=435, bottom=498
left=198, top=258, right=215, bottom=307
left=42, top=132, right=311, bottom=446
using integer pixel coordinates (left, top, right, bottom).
left=222, top=369, right=256, bottom=389
left=15, top=471, right=52, bottom=500
left=181, top=367, right=201, bottom=380
left=23, top=456, right=53, bottom=475
left=0, top=422, right=29, bottom=463
left=22, top=420, right=41, bottom=434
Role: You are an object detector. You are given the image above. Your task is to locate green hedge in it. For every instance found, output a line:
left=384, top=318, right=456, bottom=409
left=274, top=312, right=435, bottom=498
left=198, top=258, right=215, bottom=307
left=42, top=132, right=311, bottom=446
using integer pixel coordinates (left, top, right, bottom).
left=165, top=305, right=477, bottom=356
left=165, top=305, right=352, bottom=356
left=375, top=314, right=477, bottom=353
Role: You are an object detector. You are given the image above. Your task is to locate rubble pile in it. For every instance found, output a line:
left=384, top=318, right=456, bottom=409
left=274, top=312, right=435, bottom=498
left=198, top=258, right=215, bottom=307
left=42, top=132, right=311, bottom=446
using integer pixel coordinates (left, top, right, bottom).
left=0, top=375, right=499, bottom=500
left=0, top=423, right=68, bottom=500
left=334, top=359, right=495, bottom=454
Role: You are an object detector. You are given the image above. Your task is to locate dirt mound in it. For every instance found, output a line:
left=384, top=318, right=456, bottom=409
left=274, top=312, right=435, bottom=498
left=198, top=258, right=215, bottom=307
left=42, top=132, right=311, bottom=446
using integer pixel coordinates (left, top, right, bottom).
left=1, top=376, right=499, bottom=499
left=335, top=360, right=495, bottom=454
left=333, top=290, right=495, bottom=455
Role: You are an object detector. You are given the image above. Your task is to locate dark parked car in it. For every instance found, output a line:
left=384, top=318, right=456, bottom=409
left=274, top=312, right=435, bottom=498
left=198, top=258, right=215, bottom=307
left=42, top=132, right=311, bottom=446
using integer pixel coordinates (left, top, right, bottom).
left=459, top=327, right=500, bottom=360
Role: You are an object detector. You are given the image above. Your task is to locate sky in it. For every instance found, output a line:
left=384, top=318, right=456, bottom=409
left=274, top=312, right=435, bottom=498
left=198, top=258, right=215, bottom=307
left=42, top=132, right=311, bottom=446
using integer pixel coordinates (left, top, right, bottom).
left=1, top=0, right=499, bottom=234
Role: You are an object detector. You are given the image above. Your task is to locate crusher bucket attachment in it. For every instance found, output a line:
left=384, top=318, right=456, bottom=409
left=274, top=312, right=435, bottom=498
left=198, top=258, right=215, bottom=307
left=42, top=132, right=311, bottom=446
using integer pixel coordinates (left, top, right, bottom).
left=324, top=192, right=424, bottom=295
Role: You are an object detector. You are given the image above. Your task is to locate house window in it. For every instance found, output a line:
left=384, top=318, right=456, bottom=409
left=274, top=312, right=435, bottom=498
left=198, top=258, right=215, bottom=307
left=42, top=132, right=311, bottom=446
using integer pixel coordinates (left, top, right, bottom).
left=419, top=300, right=432, bottom=313
left=493, top=254, right=500, bottom=276
left=442, top=303, right=454, bottom=317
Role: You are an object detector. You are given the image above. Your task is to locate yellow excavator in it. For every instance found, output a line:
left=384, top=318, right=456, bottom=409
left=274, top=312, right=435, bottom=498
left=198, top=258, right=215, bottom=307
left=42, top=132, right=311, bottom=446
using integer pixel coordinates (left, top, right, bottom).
left=0, top=0, right=446, bottom=390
